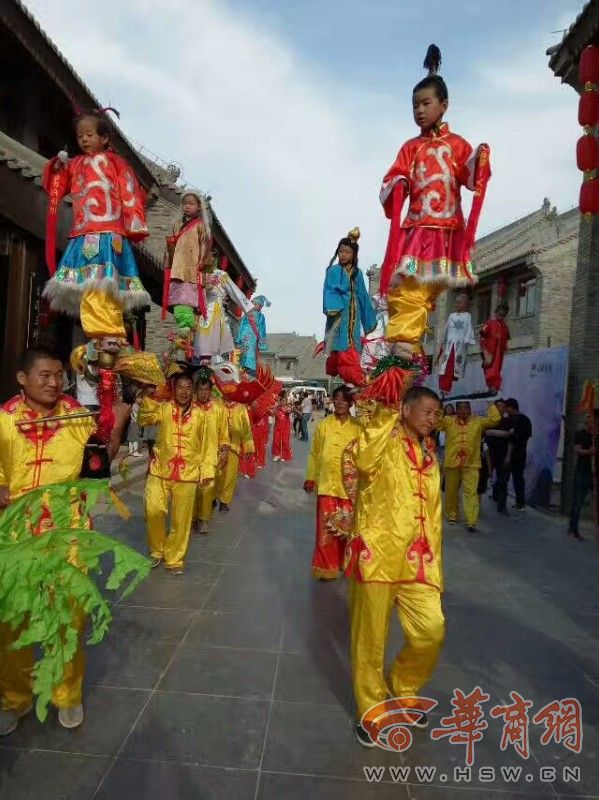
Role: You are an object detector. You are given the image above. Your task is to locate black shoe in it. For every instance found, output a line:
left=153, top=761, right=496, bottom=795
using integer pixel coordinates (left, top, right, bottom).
left=219, top=503, right=230, bottom=514
left=466, top=525, right=477, bottom=533
left=497, top=507, right=510, bottom=516
left=568, top=531, right=585, bottom=541
left=513, top=504, right=526, bottom=512
left=354, top=723, right=377, bottom=748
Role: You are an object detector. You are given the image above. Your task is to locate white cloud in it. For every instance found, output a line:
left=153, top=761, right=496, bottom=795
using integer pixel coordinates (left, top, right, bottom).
left=26, top=0, right=581, bottom=335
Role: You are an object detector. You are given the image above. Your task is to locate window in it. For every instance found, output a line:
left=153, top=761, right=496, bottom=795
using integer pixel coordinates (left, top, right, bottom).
left=517, top=278, right=538, bottom=318
left=286, top=360, right=293, bottom=371
left=475, top=289, right=493, bottom=326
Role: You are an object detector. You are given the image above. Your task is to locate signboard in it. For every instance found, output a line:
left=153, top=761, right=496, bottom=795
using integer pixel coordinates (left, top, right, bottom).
left=428, top=346, right=569, bottom=508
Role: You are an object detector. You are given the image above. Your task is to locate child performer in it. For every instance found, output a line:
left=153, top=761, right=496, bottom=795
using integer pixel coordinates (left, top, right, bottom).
left=164, top=192, right=211, bottom=337
left=272, top=391, right=293, bottom=463
left=480, top=302, right=510, bottom=392
left=193, top=372, right=230, bottom=533
left=193, top=250, right=255, bottom=363
left=139, top=371, right=218, bottom=574
left=378, top=46, right=490, bottom=364
left=236, top=296, right=271, bottom=377
left=345, top=387, right=445, bottom=747
left=323, top=228, right=377, bottom=386
left=43, top=108, right=150, bottom=362
left=437, top=293, right=476, bottom=393
left=304, top=385, right=360, bottom=580
left=216, top=401, right=255, bottom=512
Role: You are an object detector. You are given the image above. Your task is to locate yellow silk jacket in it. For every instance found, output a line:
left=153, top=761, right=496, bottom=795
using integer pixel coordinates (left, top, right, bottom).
left=346, top=405, right=443, bottom=589
left=438, top=405, right=501, bottom=468
left=138, top=398, right=219, bottom=483
left=225, top=403, right=254, bottom=457
left=0, top=394, right=95, bottom=498
left=305, top=414, right=361, bottom=499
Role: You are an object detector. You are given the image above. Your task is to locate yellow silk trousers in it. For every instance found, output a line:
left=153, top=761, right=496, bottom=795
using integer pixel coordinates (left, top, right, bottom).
left=348, top=579, right=445, bottom=720
left=80, top=289, right=126, bottom=339
left=216, top=452, right=240, bottom=506
left=0, top=613, right=85, bottom=713
left=444, top=466, right=480, bottom=526
left=194, top=483, right=215, bottom=522
left=386, top=277, right=443, bottom=345
left=144, top=475, right=196, bottom=569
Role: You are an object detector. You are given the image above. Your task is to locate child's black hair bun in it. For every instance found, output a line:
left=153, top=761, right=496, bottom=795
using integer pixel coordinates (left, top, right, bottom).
left=423, top=44, right=442, bottom=75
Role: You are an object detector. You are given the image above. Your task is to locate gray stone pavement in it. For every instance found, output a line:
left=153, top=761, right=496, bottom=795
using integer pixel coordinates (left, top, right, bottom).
left=1, top=435, right=599, bottom=799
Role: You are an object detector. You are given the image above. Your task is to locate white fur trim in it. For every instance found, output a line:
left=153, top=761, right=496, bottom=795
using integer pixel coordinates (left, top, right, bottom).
left=43, top=277, right=150, bottom=317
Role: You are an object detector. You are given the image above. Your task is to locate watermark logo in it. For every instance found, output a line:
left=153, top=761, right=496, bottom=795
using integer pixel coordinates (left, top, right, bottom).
left=361, top=696, right=438, bottom=752
left=360, top=687, right=583, bottom=764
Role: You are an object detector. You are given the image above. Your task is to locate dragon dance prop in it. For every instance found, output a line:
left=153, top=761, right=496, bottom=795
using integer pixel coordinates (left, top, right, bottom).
left=0, top=479, right=151, bottom=721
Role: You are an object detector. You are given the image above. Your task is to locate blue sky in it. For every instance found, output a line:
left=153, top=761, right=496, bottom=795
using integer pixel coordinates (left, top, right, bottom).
left=28, top=0, right=583, bottom=335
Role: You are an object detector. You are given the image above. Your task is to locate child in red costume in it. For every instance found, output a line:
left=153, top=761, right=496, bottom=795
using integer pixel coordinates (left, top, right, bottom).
left=272, top=391, right=293, bottom=463
left=379, top=45, right=491, bottom=363
left=480, top=302, right=510, bottom=392
left=43, top=109, right=149, bottom=353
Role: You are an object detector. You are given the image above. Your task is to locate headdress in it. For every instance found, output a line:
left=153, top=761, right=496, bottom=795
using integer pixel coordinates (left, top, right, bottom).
left=330, top=227, right=360, bottom=267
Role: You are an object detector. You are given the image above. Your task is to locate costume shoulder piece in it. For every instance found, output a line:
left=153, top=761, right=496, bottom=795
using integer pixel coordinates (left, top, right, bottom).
left=1, top=395, right=23, bottom=414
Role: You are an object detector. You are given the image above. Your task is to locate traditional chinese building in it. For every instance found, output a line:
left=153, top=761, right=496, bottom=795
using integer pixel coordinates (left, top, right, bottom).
left=429, top=200, right=579, bottom=365
left=367, top=199, right=579, bottom=369
left=263, top=333, right=328, bottom=387
left=0, top=0, right=255, bottom=398
left=547, top=0, right=599, bottom=509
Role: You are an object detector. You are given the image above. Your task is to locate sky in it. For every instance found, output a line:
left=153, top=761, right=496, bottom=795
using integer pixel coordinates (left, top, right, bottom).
left=27, top=0, right=583, bottom=336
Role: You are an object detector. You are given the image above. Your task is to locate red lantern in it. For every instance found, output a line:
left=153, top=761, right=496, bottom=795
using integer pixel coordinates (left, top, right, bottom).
left=579, top=45, right=599, bottom=86
left=579, top=90, right=599, bottom=127
left=580, top=177, right=599, bottom=215
left=577, top=133, right=599, bottom=172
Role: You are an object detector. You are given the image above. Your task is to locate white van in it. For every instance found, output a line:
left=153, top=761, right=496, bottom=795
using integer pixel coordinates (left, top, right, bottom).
left=288, top=386, right=327, bottom=402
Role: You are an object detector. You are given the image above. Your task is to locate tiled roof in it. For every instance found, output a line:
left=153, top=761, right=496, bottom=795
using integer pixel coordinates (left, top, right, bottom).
left=547, top=0, right=599, bottom=87
left=6, top=0, right=155, bottom=188
left=265, top=333, right=327, bottom=381
left=0, top=130, right=47, bottom=184
left=472, top=201, right=579, bottom=275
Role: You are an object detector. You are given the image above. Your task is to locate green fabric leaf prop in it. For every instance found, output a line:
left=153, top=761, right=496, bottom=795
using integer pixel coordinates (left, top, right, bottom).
left=0, top=479, right=150, bottom=721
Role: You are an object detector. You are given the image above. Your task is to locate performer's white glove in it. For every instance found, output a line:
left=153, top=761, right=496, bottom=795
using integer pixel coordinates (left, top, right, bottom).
left=57, top=150, right=69, bottom=165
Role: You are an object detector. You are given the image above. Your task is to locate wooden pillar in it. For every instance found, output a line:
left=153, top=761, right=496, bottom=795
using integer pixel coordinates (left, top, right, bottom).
left=1, top=237, right=32, bottom=398
left=562, top=213, right=599, bottom=512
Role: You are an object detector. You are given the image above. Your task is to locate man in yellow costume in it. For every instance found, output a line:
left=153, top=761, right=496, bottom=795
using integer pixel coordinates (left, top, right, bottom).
left=0, top=347, right=130, bottom=735
left=193, top=372, right=230, bottom=533
left=140, top=371, right=218, bottom=574
left=216, top=400, right=254, bottom=513
left=344, top=386, right=444, bottom=747
left=439, top=400, right=500, bottom=531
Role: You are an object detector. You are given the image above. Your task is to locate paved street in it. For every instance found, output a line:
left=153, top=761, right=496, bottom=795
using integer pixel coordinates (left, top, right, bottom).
left=1, top=435, right=599, bottom=800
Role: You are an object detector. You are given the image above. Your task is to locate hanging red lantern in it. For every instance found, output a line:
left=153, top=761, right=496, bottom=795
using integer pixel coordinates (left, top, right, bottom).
left=579, top=89, right=599, bottom=127
left=577, top=133, right=599, bottom=172
left=580, top=45, right=599, bottom=86
left=579, top=177, right=599, bottom=216
left=497, top=275, right=508, bottom=299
